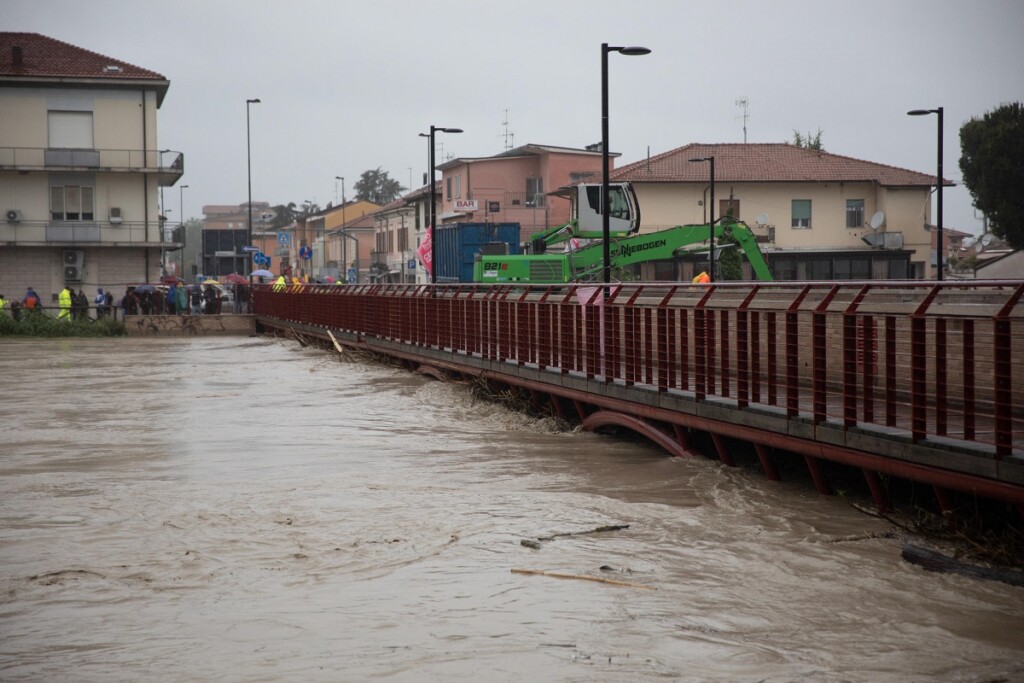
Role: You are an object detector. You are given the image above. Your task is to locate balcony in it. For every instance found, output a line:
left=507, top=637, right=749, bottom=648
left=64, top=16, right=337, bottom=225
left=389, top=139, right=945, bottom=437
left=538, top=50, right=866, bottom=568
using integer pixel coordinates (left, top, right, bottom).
left=504, top=191, right=546, bottom=208
left=0, top=147, right=184, bottom=186
left=0, top=218, right=176, bottom=246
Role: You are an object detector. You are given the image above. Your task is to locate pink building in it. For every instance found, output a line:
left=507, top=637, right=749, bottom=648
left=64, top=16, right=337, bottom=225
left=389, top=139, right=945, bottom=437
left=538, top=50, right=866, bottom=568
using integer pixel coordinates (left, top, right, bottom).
left=435, top=144, right=616, bottom=235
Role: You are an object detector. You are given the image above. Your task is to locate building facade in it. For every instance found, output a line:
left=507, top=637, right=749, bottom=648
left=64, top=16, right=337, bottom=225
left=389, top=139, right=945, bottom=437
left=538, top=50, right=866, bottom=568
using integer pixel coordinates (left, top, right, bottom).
left=0, top=33, right=182, bottom=303
left=610, top=143, right=946, bottom=281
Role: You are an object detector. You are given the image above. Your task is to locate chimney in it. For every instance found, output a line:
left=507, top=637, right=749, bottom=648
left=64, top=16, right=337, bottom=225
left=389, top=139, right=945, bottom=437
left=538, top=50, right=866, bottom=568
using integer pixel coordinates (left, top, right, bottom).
left=12, top=46, right=24, bottom=67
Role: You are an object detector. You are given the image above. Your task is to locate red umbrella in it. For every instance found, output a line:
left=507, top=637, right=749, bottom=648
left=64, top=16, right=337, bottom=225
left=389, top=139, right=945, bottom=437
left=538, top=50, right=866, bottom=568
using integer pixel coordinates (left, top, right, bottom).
left=221, top=273, right=247, bottom=285
left=161, top=276, right=186, bottom=285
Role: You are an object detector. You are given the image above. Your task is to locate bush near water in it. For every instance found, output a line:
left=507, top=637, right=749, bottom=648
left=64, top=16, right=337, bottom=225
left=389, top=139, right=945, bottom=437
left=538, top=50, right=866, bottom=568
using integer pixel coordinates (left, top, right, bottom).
left=0, top=313, right=126, bottom=337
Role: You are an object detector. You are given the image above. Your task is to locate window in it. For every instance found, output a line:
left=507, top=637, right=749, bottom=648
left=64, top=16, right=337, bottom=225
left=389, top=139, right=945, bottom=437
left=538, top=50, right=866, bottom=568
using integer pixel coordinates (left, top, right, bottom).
left=47, top=111, right=94, bottom=149
left=806, top=259, right=832, bottom=280
left=792, top=199, right=811, bottom=229
left=50, top=185, right=95, bottom=221
left=834, top=257, right=871, bottom=280
left=455, top=175, right=461, bottom=199
left=846, top=199, right=865, bottom=228
left=772, top=257, right=797, bottom=281
left=446, top=177, right=452, bottom=200
left=526, top=178, right=544, bottom=207
left=720, top=198, right=740, bottom=220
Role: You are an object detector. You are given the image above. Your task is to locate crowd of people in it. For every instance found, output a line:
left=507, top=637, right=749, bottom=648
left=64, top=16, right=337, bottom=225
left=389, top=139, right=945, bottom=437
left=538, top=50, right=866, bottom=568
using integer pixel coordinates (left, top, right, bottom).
left=0, top=282, right=252, bottom=320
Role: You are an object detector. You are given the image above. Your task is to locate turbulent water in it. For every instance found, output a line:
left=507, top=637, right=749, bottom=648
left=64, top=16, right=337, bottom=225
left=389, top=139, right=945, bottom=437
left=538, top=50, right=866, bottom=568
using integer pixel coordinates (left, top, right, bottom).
left=1, top=336, right=1021, bottom=682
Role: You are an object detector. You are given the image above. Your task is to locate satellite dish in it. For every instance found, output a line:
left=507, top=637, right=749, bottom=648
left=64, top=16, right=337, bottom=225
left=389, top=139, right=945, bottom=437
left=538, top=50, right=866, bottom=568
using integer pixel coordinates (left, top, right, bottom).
left=980, top=233, right=994, bottom=247
left=961, top=236, right=978, bottom=248
left=869, top=211, right=885, bottom=230
left=755, top=213, right=769, bottom=226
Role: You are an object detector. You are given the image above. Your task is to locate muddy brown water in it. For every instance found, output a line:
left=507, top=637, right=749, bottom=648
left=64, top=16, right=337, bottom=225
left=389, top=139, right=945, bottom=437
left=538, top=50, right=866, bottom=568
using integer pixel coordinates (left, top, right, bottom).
left=1, top=337, right=1021, bottom=682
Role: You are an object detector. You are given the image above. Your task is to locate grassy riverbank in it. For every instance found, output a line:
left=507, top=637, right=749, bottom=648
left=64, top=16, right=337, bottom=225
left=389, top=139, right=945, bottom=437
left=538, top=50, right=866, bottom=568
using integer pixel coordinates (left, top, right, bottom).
left=0, top=314, right=126, bottom=337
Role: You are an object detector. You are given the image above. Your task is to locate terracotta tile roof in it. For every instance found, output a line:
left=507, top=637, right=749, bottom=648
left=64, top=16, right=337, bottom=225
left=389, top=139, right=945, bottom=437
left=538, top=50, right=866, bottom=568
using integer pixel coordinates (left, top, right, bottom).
left=610, top=143, right=949, bottom=187
left=0, top=32, right=168, bottom=103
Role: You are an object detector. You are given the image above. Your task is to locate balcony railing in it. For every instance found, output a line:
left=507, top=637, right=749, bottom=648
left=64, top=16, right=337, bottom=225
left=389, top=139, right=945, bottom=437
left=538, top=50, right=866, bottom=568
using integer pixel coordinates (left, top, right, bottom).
left=504, top=191, right=546, bottom=208
left=0, top=219, right=175, bottom=245
left=0, top=147, right=184, bottom=185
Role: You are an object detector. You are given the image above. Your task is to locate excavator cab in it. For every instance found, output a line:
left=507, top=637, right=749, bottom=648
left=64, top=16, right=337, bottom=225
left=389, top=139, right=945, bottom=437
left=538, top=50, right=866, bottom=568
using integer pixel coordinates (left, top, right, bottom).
left=574, top=183, right=640, bottom=236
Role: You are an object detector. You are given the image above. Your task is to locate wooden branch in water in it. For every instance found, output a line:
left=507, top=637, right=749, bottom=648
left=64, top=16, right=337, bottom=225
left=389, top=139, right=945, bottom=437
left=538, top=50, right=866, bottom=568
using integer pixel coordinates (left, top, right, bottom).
left=327, top=329, right=345, bottom=355
left=535, top=524, right=630, bottom=542
left=511, top=568, right=654, bottom=590
left=901, top=543, right=1024, bottom=588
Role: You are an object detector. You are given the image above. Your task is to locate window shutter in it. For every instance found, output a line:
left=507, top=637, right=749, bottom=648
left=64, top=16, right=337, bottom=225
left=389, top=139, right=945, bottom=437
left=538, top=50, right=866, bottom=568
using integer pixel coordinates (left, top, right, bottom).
left=48, top=111, right=95, bottom=149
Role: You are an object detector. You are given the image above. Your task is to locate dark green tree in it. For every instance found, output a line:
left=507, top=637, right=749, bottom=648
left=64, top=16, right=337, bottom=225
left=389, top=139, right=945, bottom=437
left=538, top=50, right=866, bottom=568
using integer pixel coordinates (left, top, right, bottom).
left=959, top=102, right=1024, bottom=249
left=268, top=203, right=298, bottom=230
left=354, top=167, right=405, bottom=204
left=717, top=232, right=743, bottom=280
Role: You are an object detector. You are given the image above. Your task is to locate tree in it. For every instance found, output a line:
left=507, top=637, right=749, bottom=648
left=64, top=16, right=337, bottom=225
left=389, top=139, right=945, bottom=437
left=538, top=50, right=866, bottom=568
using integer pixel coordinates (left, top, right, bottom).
left=717, top=232, right=743, bottom=280
left=268, top=203, right=298, bottom=230
left=959, top=102, right=1024, bottom=249
left=792, top=128, right=824, bottom=150
left=354, top=167, right=405, bottom=204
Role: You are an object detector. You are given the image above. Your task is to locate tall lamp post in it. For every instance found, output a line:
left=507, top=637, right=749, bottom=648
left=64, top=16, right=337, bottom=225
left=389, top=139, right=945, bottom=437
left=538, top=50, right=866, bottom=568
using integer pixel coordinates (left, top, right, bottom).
left=688, top=155, right=716, bottom=281
left=907, top=106, right=944, bottom=280
left=426, top=125, right=463, bottom=284
left=178, top=184, right=188, bottom=278
left=601, top=43, right=650, bottom=284
left=246, top=98, right=261, bottom=276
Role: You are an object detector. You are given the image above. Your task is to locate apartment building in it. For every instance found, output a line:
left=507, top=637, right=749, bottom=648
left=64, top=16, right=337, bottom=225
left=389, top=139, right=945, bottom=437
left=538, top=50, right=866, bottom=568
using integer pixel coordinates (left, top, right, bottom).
left=610, top=143, right=945, bottom=280
left=0, top=32, right=183, bottom=302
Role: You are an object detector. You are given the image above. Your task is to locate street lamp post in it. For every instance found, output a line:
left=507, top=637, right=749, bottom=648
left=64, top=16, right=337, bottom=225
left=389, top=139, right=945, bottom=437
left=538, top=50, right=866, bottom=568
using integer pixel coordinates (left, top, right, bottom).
left=688, top=155, right=716, bottom=281
left=601, top=43, right=651, bottom=284
left=246, top=98, right=260, bottom=276
left=178, top=184, right=189, bottom=278
left=426, top=125, right=463, bottom=284
left=907, top=107, right=944, bottom=280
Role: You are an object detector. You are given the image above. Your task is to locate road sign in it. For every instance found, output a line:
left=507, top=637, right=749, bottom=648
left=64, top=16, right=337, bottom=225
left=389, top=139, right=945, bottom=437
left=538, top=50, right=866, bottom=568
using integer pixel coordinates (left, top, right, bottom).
left=242, top=246, right=259, bottom=253
left=407, top=259, right=416, bottom=270
left=299, top=246, right=312, bottom=260
left=347, top=267, right=357, bottom=284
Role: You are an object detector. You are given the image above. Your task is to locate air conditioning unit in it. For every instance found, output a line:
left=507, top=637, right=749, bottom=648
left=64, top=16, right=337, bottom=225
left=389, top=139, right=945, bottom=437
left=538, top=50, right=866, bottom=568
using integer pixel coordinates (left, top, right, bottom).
left=63, top=250, right=84, bottom=282
left=109, top=207, right=123, bottom=224
left=5, top=209, right=22, bottom=223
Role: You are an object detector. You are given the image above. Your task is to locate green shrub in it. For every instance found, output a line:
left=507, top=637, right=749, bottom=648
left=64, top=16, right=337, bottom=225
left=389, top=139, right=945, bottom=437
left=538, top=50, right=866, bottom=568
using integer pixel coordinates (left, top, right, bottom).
left=0, top=313, right=126, bottom=337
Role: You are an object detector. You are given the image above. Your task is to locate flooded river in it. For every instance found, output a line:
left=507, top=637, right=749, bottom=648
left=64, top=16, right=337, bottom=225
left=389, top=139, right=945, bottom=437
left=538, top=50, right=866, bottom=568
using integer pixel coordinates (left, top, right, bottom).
left=1, top=337, right=1021, bottom=682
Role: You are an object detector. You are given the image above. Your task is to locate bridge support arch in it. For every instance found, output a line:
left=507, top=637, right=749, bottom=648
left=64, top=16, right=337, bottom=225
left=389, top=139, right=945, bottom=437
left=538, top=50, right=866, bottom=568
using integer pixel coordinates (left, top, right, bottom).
left=581, top=410, right=695, bottom=459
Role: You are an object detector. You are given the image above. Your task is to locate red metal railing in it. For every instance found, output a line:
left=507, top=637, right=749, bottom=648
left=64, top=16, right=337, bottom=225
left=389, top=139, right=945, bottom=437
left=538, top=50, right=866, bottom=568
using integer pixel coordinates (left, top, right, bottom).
left=254, top=281, right=1024, bottom=459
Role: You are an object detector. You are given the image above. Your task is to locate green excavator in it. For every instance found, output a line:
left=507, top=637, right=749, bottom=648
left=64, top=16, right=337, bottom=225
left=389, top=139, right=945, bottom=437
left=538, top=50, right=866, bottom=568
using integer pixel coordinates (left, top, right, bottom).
left=473, top=182, right=773, bottom=283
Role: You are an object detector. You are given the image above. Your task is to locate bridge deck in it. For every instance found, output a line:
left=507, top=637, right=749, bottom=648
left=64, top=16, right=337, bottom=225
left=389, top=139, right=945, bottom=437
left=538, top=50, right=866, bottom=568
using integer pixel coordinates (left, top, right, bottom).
left=254, top=280, right=1024, bottom=506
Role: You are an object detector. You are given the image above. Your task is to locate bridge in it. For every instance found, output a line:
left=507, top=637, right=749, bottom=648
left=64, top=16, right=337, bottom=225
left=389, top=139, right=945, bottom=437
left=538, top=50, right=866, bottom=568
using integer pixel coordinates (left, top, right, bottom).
left=253, top=280, right=1024, bottom=512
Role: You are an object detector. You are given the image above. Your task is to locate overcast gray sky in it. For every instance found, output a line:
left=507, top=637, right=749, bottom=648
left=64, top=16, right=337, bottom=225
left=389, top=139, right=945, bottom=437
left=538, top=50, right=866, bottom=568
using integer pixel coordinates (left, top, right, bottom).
left=5, top=0, right=1022, bottom=234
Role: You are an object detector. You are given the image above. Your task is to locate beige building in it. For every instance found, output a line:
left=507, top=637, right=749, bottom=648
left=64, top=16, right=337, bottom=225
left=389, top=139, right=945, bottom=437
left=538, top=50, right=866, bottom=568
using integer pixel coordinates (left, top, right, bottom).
left=0, top=32, right=182, bottom=303
left=610, top=143, right=946, bottom=280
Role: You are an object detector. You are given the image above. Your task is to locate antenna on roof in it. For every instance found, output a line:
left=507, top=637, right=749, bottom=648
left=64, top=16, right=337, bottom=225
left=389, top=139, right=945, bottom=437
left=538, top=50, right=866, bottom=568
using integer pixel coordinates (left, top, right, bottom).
left=500, top=108, right=514, bottom=151
left=736, top=97, right=749, bottom=143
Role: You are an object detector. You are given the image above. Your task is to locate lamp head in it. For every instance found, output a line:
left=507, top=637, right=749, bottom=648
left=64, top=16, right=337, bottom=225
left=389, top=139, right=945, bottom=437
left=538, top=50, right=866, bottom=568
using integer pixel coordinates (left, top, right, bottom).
left=606, top=45, right=651, bottom=56
left=440, top=127, right=463, bottom=134
left=335, top=176, right=343, bottom=180
left=689, top=157, right=710, bottom=163
left=247, top=98, right=261, bottom=104
left=907, top=109, right=934, bottom=116
left=182, top=184, right=189, bottom=189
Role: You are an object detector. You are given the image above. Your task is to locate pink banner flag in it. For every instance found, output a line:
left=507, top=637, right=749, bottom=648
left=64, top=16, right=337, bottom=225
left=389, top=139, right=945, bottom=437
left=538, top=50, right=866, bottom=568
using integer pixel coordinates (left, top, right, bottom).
left=417, top=225, right=433, bottom=276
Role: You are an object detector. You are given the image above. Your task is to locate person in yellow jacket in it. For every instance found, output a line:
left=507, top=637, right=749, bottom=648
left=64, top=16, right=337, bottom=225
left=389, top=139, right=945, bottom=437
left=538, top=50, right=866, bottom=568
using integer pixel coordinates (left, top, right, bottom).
left=273, top=275, right=286, bottom=292
left=58, top=285, right=73, bottom=320
left=0, top=293, right=7, bottom=315
left=692, top=271, right=710, bottom=284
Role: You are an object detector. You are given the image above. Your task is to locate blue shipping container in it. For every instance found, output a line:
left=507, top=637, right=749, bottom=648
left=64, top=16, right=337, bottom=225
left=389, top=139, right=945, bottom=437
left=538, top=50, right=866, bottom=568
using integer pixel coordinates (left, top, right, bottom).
left=435, top=223, right=521, bottom=283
